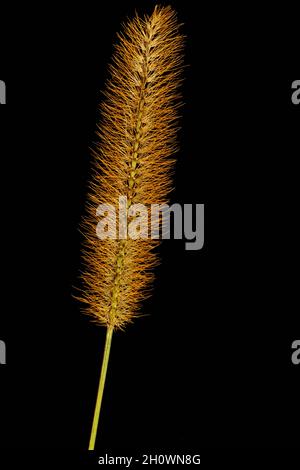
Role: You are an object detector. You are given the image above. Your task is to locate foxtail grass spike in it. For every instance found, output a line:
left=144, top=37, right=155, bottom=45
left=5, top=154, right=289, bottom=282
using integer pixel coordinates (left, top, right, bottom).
left=79, top=5, right=184, bottom=450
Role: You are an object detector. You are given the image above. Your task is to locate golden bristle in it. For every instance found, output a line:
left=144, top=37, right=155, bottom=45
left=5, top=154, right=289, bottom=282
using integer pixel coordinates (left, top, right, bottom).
left=80, top=5, right=184, bottom=330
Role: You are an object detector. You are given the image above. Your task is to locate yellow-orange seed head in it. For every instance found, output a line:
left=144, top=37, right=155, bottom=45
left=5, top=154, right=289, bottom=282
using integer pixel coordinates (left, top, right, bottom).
left=79, top=6, right=184, bottom=329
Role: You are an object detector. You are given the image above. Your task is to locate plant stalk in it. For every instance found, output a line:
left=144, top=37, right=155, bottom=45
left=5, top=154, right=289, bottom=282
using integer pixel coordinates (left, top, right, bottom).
left=88, top=325, right=113, bottom=450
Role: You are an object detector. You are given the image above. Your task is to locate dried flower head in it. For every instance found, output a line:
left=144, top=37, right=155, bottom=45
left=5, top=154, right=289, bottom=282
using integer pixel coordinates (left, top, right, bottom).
left=79, top=6, right=184, bottom=330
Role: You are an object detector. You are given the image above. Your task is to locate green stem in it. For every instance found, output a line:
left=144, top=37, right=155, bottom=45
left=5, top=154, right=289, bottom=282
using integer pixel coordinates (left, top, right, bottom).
left=89, top=326, right=113, bottom=450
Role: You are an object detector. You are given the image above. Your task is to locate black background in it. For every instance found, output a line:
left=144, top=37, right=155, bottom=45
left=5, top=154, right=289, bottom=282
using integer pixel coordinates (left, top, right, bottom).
left=0, top=0, right=299, bottom=464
